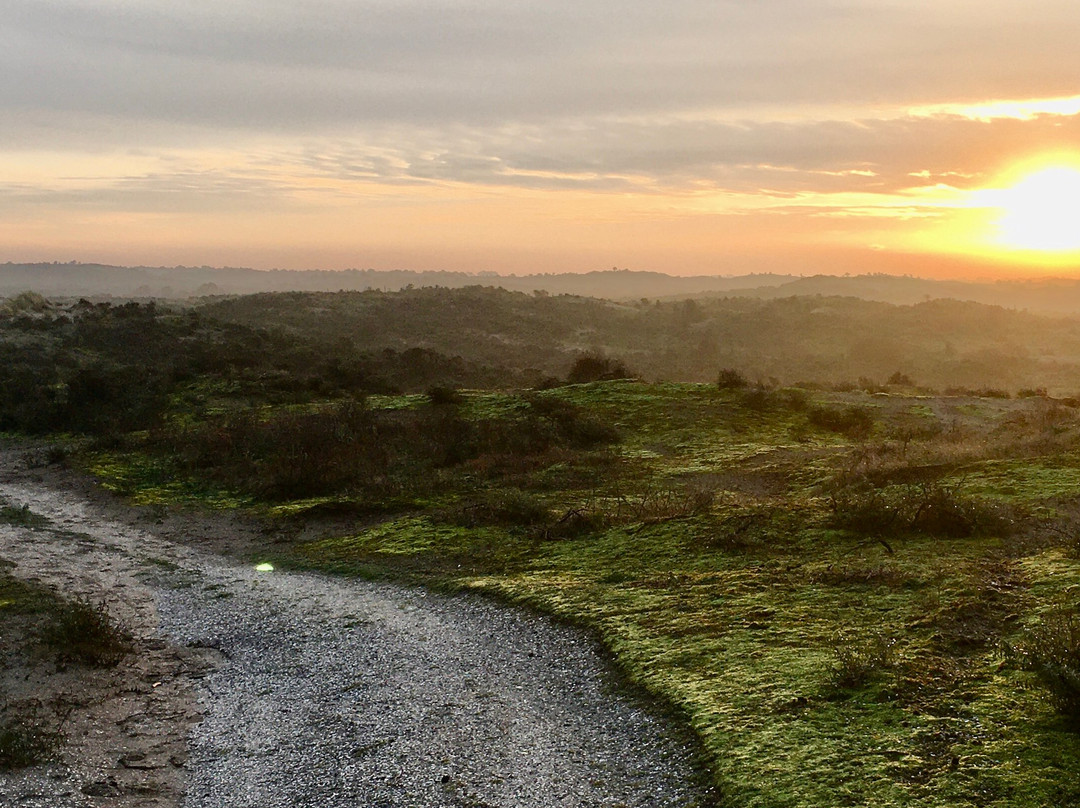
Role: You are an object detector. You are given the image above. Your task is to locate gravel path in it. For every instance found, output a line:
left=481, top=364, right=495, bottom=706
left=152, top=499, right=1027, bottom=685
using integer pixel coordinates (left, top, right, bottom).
left=0, top=454, right=712, bottom=807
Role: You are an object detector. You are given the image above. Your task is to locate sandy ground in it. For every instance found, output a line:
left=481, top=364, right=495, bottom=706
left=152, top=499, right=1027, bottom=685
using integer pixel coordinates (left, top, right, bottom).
left=0, top=445, right=712, bottom=807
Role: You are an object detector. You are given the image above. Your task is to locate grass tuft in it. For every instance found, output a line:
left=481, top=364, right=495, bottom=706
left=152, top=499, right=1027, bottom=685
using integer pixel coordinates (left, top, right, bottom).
left=0, top=503, right=50, bottom=528
left=40, top=597, right=133, bottom=668
left=0, top=715, right=59, bottom=769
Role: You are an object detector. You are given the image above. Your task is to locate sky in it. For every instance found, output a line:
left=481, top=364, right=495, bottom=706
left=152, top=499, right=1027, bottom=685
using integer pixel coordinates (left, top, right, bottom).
left=3, top=0, right=1080, bottom=277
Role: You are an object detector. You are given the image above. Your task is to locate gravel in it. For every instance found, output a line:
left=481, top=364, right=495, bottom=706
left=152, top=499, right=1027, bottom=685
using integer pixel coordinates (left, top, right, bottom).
left=0, top=454, right=713, bottom=807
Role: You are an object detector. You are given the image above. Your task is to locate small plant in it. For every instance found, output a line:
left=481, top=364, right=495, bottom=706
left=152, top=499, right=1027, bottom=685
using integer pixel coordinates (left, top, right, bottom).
left=40, top=597, right=133, bottom=668
left=0, top=715, right=59, bottom=769
left=831, top=633, right=897, bottom=689
left=0, top=503, right=50, bottom=528
left=1011, top=610, right=1080, bottom=726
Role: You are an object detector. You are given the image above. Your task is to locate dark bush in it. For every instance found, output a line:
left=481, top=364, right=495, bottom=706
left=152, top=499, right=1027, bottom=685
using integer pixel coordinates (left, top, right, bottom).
left=807, top=405, right=875, bottom=439
left=451, top=489, right=551, bottom=528
left=427, top=386, right=463, bottom=406
left=525, top=396, right=619, bottom=449
left=717, top=368, right=748, bottom=390
left=160, top=394, right=619, bottom=502
left=0, top=715, right=58, bottom=769
left=567, top=353, right=633, bottom=384
left=828, top=482, right=1016, bottom=539
left=775, top=387, right=809, bottom=412
left=740, top=384, right=775, bottom=412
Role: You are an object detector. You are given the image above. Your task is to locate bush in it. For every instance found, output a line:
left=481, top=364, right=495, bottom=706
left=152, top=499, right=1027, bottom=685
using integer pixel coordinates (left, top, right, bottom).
left=607, top=482, right=715, bottom=524
left=427, top=386, right=463, bottom=406
left=0, top=715, right=58, bottom=769
left=740, top=384, right=774, bottom=412
left=567, top=353, right=633, bottom=384
left=0, top=503, right=50, bottom=528
left=828, top=482, right=1015, bottom=539
left=831, top=633, right=896, bottom=689
left=1012, top=611, right=1080, bottom=725
left=40, top=598, right=133, bottom=668
left=451, top=489, right=551, bottom=528
left=807, top=405, right=875, bottom=439
left=717, top=368, right=748, bottom=390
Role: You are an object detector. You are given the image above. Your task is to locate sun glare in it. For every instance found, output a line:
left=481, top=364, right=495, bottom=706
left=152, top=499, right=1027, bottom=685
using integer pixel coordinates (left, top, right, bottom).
left=977, top=162, right=1080, bottom=253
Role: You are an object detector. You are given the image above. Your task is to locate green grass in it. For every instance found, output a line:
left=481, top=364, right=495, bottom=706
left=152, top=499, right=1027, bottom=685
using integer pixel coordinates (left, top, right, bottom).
left=74, top=381, right=1080, bottom=807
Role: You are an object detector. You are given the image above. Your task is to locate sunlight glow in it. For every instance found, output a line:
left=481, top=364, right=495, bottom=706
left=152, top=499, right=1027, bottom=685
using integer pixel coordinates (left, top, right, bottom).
left=911, top=94, right=1080, bottom=121
left=974, top=162, right=1080, bottom=252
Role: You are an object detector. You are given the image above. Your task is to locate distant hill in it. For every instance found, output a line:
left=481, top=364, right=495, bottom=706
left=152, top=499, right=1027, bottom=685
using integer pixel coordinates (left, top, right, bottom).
left=7, top=261, right=1080, bottom=314
left=201, top=287, right=1080, bottom=395
left=0, top=262, right=793, bottom=301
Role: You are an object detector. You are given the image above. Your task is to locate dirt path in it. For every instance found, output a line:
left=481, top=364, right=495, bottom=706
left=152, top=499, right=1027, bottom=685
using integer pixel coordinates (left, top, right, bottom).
left=0, top=448, right=711, bottom=807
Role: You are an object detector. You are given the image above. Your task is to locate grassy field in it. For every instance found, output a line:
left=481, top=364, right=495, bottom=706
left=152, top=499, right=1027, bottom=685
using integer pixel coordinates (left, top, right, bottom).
left=83, top=381, right=1080, bottom=807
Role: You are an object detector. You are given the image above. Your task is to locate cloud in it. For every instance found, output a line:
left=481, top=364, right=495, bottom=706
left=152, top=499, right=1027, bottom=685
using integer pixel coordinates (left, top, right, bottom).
left=5, top=0, right=1080, bottom=133
left=4, top=0, right=1080, bottom=241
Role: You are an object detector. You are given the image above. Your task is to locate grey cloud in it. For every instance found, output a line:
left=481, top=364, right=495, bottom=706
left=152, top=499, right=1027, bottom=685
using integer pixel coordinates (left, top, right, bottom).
left=6, top=107, right=1079, bottom=209
left=0, top=170, right=305, bottom=214
left=270, top=111, right=1080, bottom=196
left=4, top=0, right=1080, bottom=132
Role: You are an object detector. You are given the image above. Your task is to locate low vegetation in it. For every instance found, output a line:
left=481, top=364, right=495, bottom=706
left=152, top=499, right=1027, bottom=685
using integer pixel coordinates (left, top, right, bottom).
left=0, top=714, right=59, bottom=770
left=4, top=292, right=1080, bottom=805
left=39, top=597, right=133, bottom=668
left=0, top=556, right=132, bottom=769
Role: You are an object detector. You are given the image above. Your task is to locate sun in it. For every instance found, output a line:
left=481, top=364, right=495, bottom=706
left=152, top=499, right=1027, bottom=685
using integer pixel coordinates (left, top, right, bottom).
left=978, top=161, right=1080, bottom=253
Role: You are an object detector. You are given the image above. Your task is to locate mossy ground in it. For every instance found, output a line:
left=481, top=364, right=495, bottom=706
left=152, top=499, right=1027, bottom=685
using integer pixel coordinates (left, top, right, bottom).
left=77, top=382, right=1080, bottom=807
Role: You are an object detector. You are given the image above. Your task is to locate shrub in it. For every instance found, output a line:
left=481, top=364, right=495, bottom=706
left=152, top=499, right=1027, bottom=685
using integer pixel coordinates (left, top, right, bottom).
left=775, top=387, right=809, bottom=412
left=567, top=353, right=633, bottom=384
left=1011, top=610, right=1080, bottom=725
left=524, top=396, right=619, bottom=449
left=608, top=482, right=715, bottom=524
left=427, top=386, right=463, bottom=406
left=0, top=715, right=58, bottom=769
left=828, top=482, right=1015, bottom=540
left=831, top=633, right=897, bottom=689
left=740, top=384, right=774, bottom=412
left=716, top=368, right=748, bottom=390
left=1, top=291, right=51, bottom=315
left=807, top=405, right=875, bottom=439
left=451, top=489, right=551, bottom=528
left=0, top=503, right=50, bottom=528
left=40, top=598, right=133, bottom=668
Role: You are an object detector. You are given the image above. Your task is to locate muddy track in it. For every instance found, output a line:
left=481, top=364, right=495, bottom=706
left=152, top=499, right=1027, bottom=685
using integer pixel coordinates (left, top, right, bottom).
left=0, top=448, right=711, bottom=808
